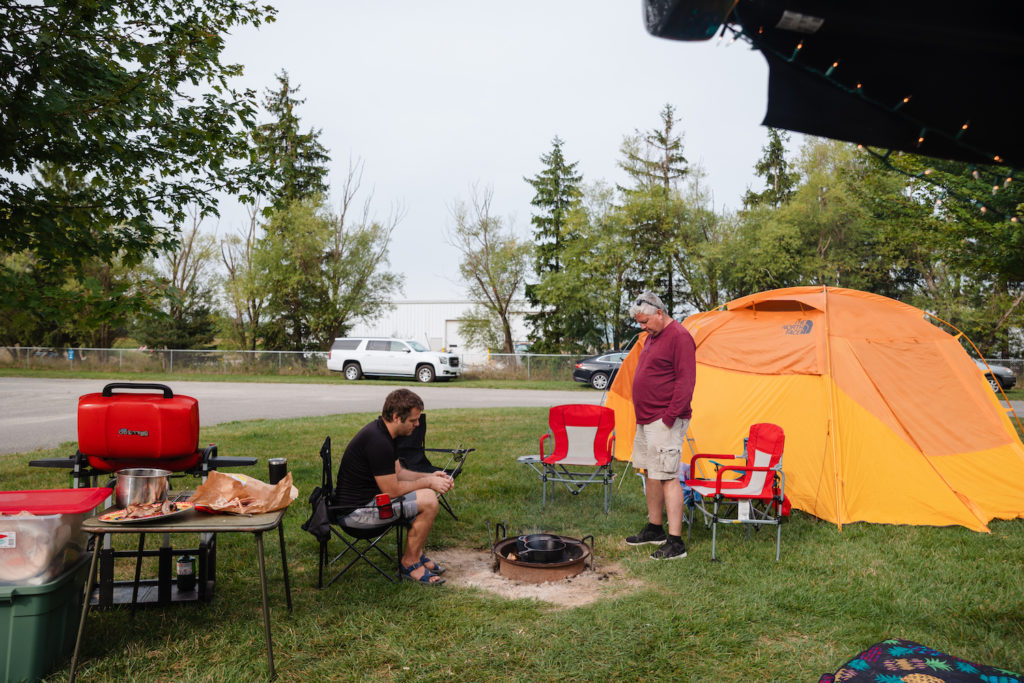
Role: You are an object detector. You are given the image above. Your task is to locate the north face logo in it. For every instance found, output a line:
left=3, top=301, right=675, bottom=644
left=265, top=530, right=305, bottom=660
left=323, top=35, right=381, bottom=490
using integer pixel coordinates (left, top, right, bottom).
left=783, top=320, right=813, bottom=335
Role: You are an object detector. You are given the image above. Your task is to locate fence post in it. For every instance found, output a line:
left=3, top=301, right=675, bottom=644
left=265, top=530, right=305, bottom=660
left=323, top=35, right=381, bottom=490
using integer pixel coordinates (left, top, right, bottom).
left=170, top=349, right=174, bottom=373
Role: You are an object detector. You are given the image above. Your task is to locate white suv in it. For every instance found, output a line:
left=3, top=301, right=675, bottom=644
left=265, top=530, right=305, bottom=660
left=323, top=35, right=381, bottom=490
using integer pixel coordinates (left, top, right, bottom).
left=326, top=337, right=462, bottom=383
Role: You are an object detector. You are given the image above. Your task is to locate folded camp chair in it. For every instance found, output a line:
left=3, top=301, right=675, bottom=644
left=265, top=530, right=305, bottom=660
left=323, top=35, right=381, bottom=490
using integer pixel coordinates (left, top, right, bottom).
left=684, top=422, right=787, bottom=561
left=306, top=436, right=409, bottom=587
left=395, top=413, right=474, bottom=520
left=517, top=404, right=616, bottom=514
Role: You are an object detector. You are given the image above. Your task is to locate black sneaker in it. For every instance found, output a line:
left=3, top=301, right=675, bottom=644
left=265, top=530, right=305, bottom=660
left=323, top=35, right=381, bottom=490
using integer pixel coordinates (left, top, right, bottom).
left=625, top=525, right=667, bottom=546
left=650, top=538, right=687, bottom=560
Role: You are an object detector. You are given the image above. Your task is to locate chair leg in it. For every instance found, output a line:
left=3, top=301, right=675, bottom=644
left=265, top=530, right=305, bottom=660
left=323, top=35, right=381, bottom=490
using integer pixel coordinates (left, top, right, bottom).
left=439, top=493, right=457, bottom=520
left=775, top=520, right=782, bottom=562
left=711, top=499, right=720, bottom=561
left=317, top=539, right=326, bottom=589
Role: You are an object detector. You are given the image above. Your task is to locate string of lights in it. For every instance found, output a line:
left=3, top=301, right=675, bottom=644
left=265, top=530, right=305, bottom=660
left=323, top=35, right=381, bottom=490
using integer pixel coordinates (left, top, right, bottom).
left=713, top=18, right=1022, bottom=224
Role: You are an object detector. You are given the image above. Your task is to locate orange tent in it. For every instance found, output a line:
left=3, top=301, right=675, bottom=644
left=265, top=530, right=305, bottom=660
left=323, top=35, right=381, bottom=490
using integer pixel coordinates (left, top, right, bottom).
left=607, top=286, right=1024, bottom=532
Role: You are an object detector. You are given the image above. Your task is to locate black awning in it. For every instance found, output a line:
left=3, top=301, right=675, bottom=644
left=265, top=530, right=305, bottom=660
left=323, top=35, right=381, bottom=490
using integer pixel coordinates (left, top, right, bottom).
left=645, top=0, right=1024, bottom=165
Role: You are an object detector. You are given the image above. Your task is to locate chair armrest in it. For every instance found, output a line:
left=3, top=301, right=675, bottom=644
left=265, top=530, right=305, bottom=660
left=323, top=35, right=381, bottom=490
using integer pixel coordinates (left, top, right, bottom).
left=689, top=453, right=739, bottom=478
left=710, top=465, right=776, bottom=496
left=539, top=433, right=551, bottom=458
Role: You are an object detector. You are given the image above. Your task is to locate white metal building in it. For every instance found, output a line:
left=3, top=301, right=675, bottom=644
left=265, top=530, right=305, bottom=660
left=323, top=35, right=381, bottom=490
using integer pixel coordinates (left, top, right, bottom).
left=346, top=300, right=534, bottom=366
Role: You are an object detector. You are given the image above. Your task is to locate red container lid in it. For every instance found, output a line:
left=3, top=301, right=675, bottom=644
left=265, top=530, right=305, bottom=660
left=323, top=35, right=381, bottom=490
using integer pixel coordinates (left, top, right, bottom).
left=0, top=488, right=110, bottom=515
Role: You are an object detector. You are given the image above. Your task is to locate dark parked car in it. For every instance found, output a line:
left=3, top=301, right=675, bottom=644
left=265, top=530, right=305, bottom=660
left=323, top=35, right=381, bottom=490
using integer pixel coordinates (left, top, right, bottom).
left=976, top=359, right=1016, bottom=392
left=573, top=351, right=628, bottom=390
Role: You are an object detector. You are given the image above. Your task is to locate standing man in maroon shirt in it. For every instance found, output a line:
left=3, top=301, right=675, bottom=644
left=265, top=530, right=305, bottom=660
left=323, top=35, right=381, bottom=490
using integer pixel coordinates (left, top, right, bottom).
left=625, top=291, right=696, bottom=560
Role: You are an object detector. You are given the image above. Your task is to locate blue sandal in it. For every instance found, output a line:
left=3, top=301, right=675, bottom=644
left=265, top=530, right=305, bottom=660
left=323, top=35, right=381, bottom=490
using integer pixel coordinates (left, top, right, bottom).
left=401, top=560, right=445, bottom=586
left=420, top=554, right=446, bottom=575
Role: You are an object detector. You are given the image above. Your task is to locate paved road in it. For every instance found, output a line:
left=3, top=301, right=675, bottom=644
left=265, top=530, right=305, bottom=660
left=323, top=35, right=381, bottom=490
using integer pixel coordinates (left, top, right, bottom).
left=0, top=378, right=601, bottom=455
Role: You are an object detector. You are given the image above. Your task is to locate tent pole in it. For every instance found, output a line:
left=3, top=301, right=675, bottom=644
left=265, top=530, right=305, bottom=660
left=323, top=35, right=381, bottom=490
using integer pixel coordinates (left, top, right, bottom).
left=822, top=285, right=845, bottom=530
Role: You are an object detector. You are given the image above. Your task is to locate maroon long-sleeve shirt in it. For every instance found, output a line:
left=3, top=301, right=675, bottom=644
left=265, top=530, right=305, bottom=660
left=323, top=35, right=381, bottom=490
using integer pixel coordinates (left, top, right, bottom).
left=632, top=321, right=696, bottom=426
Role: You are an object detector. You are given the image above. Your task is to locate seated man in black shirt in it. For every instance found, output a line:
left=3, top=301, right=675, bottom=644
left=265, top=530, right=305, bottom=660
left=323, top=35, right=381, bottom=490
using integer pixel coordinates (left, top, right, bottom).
left=333, top=388, right=453, bottom=585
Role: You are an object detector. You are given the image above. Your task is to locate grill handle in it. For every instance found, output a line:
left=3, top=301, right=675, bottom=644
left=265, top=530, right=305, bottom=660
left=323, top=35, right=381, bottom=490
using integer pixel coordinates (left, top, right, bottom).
left=102, top=382, right=174, bottom=398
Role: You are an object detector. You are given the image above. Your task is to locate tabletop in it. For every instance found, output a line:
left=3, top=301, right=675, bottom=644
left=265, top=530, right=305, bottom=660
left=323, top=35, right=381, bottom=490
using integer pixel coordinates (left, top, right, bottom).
left=83, top=507, right=287, bottom=535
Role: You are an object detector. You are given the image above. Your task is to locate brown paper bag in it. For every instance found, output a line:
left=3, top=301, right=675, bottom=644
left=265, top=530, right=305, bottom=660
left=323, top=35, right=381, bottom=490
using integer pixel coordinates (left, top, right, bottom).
left=188, top=470, right=298, bottom=514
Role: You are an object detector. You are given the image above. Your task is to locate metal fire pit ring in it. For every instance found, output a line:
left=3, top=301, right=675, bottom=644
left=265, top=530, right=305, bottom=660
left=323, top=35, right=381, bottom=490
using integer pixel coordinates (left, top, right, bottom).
left=490, top=532, right=594, bottom=583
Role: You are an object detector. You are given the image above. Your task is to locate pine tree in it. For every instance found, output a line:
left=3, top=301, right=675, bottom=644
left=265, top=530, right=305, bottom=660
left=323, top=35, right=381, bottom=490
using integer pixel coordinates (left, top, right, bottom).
left=251, top=71, right=331, bottom=213
left=743, top=128, right=799, bottom=209
left=523, top=137, right=588, bottom=351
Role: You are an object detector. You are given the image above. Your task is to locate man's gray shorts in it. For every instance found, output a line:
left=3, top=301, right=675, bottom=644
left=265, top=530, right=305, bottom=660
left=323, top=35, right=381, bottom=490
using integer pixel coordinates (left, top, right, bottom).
left=633, top=418, right=691, bottom=481
left=339, top=492, right=418, bottom=529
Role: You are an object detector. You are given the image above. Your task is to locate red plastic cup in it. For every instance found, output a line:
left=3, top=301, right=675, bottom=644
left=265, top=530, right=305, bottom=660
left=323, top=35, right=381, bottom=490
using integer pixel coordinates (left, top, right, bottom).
left=376, top=493, right=393, bottom=519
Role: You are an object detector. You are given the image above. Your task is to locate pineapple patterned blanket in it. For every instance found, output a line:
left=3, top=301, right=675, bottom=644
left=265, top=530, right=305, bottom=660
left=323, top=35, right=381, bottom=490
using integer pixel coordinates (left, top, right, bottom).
left=818, top=639, right=1020, bottom=683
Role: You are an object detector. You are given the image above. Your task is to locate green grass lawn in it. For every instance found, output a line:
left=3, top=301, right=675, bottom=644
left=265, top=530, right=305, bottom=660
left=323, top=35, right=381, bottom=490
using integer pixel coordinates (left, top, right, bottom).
left=5, top=407, right=1022, bottom=682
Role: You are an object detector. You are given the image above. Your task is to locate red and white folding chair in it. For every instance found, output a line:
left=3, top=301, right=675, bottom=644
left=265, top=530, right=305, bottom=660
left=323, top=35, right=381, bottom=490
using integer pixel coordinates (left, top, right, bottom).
left=685, top=422, right=787, bottom=561
left=517, top=404, right=616, bottom=514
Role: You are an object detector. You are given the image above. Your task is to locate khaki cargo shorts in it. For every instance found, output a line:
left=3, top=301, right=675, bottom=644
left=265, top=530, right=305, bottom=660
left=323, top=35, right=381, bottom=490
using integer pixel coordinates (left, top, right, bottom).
left=633, top=418, right=690, bottom=480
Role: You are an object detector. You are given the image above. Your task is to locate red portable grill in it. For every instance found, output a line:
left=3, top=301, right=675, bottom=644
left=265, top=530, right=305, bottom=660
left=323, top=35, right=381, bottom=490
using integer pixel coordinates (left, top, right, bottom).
left=78, top=382, right=202, bottom=472
left=30, top=382, right=254, bottom=487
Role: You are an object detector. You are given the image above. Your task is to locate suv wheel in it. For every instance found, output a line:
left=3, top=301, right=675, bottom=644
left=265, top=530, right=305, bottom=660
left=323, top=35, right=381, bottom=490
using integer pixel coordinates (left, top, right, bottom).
left=416, top=365, right=435, bottom=383
left=343, top=362, right=362, bottom=381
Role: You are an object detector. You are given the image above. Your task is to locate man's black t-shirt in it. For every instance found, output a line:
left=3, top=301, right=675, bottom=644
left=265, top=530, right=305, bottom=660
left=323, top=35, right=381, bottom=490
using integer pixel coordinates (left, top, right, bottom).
left=334, top=417, right=397, bottom=513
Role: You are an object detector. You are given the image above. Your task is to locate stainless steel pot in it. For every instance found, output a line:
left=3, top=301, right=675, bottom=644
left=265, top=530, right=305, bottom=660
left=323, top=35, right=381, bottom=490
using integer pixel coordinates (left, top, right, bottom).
left=115, top=468, right=171, bottom=507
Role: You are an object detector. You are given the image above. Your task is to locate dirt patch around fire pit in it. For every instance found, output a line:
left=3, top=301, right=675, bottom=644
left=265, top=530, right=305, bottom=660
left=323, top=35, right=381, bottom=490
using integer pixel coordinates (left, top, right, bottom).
left=428, top=548, right=642, bottom=608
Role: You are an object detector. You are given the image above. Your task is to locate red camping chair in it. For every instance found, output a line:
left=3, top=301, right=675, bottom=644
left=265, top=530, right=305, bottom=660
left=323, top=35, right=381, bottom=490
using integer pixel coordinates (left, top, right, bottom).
left=517, top=404, right=616, bottom=514
left=685, top=422, right=787, bottom=561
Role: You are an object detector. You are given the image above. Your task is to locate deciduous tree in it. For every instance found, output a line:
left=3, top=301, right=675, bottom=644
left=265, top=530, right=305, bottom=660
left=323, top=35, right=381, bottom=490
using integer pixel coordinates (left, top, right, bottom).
left=448, top=186, right=531, bottom=354
left=0, top=1, right=276, bottom=268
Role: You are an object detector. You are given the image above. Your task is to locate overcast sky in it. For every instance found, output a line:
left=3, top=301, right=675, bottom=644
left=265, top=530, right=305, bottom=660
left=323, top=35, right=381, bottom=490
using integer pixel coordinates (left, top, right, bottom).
left=218, top=1, right=787, bottom=300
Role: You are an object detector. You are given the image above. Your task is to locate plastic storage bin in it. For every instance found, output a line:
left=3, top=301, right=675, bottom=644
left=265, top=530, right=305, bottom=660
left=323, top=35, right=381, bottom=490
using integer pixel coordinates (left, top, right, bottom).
left=0, top=554, right=90, bottom=682
left=0, top=488, right=110, bottom=586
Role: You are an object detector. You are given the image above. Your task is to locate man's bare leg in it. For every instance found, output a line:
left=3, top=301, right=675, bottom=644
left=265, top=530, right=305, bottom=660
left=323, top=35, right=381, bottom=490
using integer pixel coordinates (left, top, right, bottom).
left=662, top=477, right=684, bottom=537
left=645, top=474, right=665, bottom=526
left=402, top=489, right=440, bottom=581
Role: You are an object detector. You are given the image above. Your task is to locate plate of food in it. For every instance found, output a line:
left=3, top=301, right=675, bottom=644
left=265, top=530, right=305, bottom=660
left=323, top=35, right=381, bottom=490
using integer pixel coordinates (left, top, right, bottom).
left=98, top=501, right=194, bottom=524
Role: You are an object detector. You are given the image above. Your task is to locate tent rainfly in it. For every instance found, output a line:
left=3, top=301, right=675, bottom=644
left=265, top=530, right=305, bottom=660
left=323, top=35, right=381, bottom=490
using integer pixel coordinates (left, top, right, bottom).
left=606, top=286, right=1024, bottom=532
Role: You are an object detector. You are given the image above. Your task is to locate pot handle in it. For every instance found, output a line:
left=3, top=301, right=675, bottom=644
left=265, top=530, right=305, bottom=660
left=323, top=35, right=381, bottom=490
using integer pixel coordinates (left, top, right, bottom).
left=582, top=534, right=595, bottom=571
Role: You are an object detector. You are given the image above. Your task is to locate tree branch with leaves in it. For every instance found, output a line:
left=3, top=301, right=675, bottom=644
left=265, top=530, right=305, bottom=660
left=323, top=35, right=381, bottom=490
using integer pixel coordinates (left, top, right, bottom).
left=447, top=186, right=531, bottom=354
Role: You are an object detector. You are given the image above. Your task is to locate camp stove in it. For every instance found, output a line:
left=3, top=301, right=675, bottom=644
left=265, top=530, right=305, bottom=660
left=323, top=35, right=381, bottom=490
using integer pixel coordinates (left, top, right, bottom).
left=488, top=523, right=593, bottom=583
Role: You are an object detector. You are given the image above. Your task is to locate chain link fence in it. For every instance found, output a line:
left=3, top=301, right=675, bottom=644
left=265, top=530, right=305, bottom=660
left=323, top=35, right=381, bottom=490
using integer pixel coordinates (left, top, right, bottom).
left=0, top=346, right=585, bottom=382
left=481, top=353, right=578, bottom=381
left=7, top=346, right=1016, bottom=386
left=0, top=346, right=330, bottom=375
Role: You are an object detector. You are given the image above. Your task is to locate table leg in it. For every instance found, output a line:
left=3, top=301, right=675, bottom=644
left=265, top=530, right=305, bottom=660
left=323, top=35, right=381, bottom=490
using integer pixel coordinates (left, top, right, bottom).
left=130, top=533, right=146, bottom=614
left=255, top=531, right=275, bottom=679
left=158, top=534, right=172, bottom=604
left=277, top=523, right=292, bottom=613
left=69, top=533, right=102, bottom=683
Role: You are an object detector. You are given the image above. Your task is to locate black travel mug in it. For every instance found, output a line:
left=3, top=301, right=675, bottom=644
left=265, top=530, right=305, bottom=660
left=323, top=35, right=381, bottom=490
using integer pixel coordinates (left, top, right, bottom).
left=268, top=457, right=287, bottom=485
